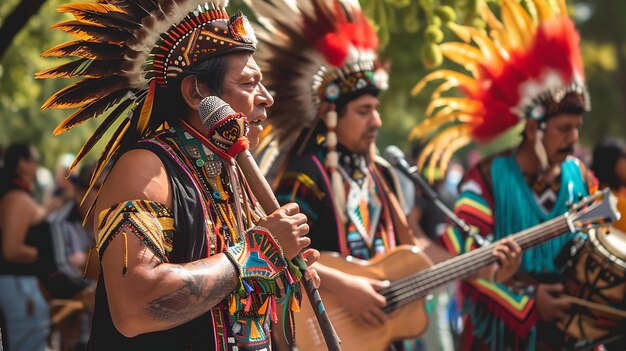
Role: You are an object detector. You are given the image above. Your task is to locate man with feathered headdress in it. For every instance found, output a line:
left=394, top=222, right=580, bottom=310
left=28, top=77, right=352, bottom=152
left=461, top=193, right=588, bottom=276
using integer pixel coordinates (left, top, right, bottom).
left=248, top=1, right=521, bottom=349
left=37, top=0, right=320, bottom=349
left=411, top=0, right=599, bottom=349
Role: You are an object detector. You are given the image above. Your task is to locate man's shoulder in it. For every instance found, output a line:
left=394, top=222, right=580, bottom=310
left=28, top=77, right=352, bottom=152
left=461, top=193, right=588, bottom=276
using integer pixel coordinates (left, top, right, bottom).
left=95, top=148, right=171, bottom=215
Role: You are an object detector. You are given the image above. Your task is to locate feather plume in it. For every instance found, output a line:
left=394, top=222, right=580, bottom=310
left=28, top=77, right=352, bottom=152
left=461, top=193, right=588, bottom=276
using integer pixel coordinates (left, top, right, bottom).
left=58, top=3, right=141, bottom=30
left=51, top=20, right=131, bottom=43
left=411, top=0, right=586, bottom=178
left=41, top=41, right=125, bottom=60
left=82, top=117, right=131, bottom=222
left=35, top=58, right=124, bottom=79
left=41, top=75, right=127, bottom=110
left=53, top=89, right=129, bottom=135
left=70, top=97, right=135, bottom=171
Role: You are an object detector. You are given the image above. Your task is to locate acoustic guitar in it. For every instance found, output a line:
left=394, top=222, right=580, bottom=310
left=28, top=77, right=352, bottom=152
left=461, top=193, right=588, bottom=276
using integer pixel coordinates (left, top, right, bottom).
left=278, top=189, right=619, bottom=351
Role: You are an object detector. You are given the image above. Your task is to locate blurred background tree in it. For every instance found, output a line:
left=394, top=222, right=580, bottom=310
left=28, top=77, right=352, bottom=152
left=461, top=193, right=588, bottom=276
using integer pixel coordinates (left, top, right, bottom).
left=0, top=0, right=624, bottom=170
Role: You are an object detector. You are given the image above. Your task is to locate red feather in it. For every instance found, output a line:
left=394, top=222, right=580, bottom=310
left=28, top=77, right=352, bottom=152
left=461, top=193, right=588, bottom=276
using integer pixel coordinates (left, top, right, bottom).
left=470, top=17, right=584, bottom=142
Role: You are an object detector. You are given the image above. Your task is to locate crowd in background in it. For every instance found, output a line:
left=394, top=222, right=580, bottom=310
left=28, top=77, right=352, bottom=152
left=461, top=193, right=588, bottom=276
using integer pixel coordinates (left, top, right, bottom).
left=0, top=137, right=624, bottom=351
left=0, top=143, right=104, bottom=351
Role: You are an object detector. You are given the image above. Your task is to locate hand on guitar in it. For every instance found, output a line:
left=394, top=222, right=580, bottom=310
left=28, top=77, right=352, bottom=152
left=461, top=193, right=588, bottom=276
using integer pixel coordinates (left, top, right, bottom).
left=536, top=283, right=571, bottom=322
left=336, top=275, right=390, bottom=327
left=491, top=238, right=522, bottom=283
left=256, top=202, right=311, bottom=260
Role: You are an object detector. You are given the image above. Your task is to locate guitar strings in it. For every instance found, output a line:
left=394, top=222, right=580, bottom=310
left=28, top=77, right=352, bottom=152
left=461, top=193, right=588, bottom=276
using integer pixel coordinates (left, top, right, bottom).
left=379, top=217, right=570, bottom=312
left=381, top=218, right=568, bottom=311
left=381, top=218, right=567, bottom=307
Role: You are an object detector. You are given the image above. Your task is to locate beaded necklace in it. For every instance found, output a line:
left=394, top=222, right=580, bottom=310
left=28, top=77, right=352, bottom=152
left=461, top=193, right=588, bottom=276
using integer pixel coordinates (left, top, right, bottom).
left=176, top=120, right=256, bottom=247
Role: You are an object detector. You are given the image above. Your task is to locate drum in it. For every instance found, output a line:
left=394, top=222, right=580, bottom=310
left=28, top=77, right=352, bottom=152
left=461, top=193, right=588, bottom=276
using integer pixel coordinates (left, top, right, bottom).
left=558, top=227, right=626, bottom=344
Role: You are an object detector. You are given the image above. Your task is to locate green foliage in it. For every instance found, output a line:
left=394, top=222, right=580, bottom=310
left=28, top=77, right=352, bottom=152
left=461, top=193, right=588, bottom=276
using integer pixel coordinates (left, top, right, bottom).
left=1, top=0, right=625, bottom=171
left=363, top=0, right=626, bottom=160
left=0, top=0, right=103, bottom=170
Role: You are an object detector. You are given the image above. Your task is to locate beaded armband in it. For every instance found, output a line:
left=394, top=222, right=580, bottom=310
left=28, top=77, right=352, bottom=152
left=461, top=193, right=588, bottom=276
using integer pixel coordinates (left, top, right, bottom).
left=224, top=226, right=303, bottom=322
left=96, top=200, right=175, bottom=274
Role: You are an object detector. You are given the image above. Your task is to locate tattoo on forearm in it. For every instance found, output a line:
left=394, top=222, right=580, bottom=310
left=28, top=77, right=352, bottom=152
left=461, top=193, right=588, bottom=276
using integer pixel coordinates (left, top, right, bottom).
left=145, top=258, right=237, bottom=323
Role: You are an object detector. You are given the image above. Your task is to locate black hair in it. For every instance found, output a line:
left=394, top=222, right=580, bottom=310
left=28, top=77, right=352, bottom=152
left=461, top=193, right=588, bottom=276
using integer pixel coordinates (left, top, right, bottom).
left=336, top=89, right=380, bottom=118
left=2, top=143, right=35, bottom=179
left=591, top=138, right=626, bottom=189
left=152, top=54, right=231, bottom=125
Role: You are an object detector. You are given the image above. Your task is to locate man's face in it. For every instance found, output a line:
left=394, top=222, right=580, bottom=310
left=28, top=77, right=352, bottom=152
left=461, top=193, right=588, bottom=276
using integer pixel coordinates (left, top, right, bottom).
left=335, top=94, right=382, bottom=155
left=221, top=53, right=274, bottom=148
left=541, top=113, right=583, bottom=166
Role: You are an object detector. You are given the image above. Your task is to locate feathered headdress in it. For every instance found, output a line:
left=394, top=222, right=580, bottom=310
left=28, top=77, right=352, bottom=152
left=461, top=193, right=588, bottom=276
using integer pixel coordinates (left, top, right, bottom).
left=247, top=0, right=387, bottom=147
left=37, top=0, right=257, bottom=187
left=247, top=0, right=387, bottom=222
left=410, top=0, right=589, bottom=178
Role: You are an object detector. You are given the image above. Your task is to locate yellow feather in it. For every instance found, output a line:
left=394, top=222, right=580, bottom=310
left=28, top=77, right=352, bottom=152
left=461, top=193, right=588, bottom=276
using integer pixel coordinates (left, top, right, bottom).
left=51, top=20, right=105, bottom=41
left=416, top=141, right=436, bottom=171
left=468, top=27, right=504, bottom=69
left=425, top=97, right=482, bottom=117
left=409, top=110, right=478, bottom=141
left=411, top=70, right=477, bottom=96
left=57, top=3, right=124, bottom=15
left=427, top=125, right=471, bottom=181
left=480, top=1, right=504, bottom=32
left=488, top=29, right=512, bottom=59
left=446, top=23, right=472, bottom=43
left=502, top=0, right=534, bottom=48
left=137, top=81, right=156, bottom=135
left=439, top=134, right=473, bottom=175
left=533, top=0, right=556, bottom=22
left=557, top=0, right=568, bottom=17
left=439, top=43, right=483, bottom=75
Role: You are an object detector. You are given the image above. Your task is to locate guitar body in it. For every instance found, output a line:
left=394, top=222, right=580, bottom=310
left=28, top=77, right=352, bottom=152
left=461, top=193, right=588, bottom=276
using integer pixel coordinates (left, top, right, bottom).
left=277, top=246, right=433, bottom=351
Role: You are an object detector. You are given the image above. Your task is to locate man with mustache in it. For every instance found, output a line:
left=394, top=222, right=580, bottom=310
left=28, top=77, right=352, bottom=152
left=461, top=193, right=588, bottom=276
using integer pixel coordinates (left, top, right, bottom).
left=411, top=1, right=598, bottom=349
left=37, top=1, right=319, bottom=349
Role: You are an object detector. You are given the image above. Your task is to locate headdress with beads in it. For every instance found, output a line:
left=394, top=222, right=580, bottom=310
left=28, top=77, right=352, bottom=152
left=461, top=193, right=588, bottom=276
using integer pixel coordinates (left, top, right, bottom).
left=246, top=0, right=387, bottom=222
left=37, top=0, right=257, bottom=187
left=410, top=0, right=589, bottom=179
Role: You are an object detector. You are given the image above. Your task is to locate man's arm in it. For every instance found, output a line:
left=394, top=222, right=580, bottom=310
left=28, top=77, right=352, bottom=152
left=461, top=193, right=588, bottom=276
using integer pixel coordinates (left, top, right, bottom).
left=94, top=149, right=239, bottom=337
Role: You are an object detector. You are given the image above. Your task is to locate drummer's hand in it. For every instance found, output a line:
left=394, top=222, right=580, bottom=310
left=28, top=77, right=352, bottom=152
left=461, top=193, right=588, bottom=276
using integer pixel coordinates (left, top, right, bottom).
left=491, top=238, right=522, bottom=283
left=536, top=283, right=571, bottom=321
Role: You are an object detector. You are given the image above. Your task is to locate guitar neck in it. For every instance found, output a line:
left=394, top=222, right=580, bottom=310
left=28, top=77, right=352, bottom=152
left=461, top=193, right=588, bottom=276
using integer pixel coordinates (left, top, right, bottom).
left=382, top=214, right=571, bottom=313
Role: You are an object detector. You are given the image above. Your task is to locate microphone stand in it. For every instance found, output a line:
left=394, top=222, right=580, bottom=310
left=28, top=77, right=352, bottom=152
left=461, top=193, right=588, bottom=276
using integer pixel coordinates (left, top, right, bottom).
left=403, top=165, right=488, bottom=247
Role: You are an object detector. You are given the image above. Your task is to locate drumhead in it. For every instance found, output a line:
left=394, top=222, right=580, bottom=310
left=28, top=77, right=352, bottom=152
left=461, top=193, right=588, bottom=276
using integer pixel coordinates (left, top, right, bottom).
left=592, top=227, right=626, bottom=267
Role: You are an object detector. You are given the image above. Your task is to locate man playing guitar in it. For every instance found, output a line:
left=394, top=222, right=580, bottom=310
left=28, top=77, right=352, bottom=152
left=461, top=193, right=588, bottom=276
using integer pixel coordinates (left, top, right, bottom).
left=411, top=0, right=597, bottom=349
left=248, top=0, right=522, bottom=349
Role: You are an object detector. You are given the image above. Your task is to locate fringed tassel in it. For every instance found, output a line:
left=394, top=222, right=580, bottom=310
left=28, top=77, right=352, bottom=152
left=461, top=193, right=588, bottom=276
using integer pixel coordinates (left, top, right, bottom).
left=122, top=232, right=128, bottom=275
left=83, top=245, right=96, bottom=278
left=325, top=105, right=346, bottom=223
left=534, top=126, right=549, bottom=172
left=227, top=137, right=250, bottom=158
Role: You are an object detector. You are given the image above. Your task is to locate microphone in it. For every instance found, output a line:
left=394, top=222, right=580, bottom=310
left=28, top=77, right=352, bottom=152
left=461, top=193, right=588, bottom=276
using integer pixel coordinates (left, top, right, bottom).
left=383, top=145, right=479, bottom=242
left=199, top=96, right=278, bottom=211
left=384, top=145, right=439, bottom=201
left=199, top=96, right=342, bottom=351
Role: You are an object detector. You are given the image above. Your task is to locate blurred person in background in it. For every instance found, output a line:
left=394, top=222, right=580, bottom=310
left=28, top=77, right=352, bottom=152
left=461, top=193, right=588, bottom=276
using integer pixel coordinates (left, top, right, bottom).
left=0, top=143, right=50, bottom=351
left=30, top=161, right=106, bottom=351
left=44, top=153, right=76, bottom=212
left=591, top=138, right=626, bottom=232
